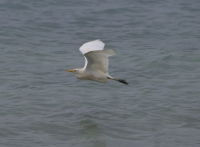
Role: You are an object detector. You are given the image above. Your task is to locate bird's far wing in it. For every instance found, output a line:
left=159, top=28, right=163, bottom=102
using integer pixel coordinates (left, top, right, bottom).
left=84, top=49, right=115, bottom=73
left=79, top=40, right=105, bottom=55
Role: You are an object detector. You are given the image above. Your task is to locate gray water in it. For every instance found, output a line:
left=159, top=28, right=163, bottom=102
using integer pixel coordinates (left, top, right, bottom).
left=1, top=0, right=200, bottom=147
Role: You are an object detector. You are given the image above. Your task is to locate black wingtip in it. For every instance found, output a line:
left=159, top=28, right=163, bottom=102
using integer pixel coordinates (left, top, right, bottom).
left=118, top=79, right=129, bottom=85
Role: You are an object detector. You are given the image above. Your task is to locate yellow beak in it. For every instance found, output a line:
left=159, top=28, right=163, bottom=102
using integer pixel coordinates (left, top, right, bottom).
left=66, top=69, right=75, bottom=72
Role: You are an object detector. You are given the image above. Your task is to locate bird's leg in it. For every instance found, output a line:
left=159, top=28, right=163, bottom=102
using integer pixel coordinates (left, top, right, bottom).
left=107, top=77, right=128, bottom=85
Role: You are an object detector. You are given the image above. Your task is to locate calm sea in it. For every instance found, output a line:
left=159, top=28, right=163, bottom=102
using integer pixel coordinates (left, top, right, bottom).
left=1, top=0, right=200, bottom=147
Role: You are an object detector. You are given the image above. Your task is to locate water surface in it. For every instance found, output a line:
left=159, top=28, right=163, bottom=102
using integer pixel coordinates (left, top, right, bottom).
left=0, top=0, right=200, bottom=147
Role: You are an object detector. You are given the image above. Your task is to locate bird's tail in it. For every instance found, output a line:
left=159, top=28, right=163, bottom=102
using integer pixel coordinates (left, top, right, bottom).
left=107, top=77, right=128, bottom=85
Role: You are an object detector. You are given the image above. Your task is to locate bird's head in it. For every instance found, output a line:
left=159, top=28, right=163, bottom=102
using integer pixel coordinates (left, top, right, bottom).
left=66, top=68, right=81, bottom=74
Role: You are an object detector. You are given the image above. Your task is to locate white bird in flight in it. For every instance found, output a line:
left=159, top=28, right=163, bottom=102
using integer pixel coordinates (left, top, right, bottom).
left=66, top=40, right=128, bottom=85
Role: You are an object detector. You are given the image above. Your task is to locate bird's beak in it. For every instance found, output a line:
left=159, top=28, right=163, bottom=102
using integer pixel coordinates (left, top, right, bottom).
left=66, top=69, right=75, bottom=72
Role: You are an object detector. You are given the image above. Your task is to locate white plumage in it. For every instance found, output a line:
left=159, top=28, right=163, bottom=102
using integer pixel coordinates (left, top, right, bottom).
left=79, top=39, right=105, bottom=54
left=66, top=40, right=128, bottom=85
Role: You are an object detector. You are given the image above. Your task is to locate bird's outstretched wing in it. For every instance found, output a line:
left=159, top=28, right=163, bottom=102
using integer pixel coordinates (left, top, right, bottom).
left=79, top=39, right=105, bottom=54
left=79, top=40, right=115, bottom=73
left=84, top=49, right=115, bottom=73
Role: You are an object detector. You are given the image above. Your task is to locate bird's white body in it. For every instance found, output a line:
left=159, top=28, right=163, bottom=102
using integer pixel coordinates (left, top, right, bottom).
left=75, top=68, right=110, bottom=83
left=66, top=40, right=128, bottom=85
